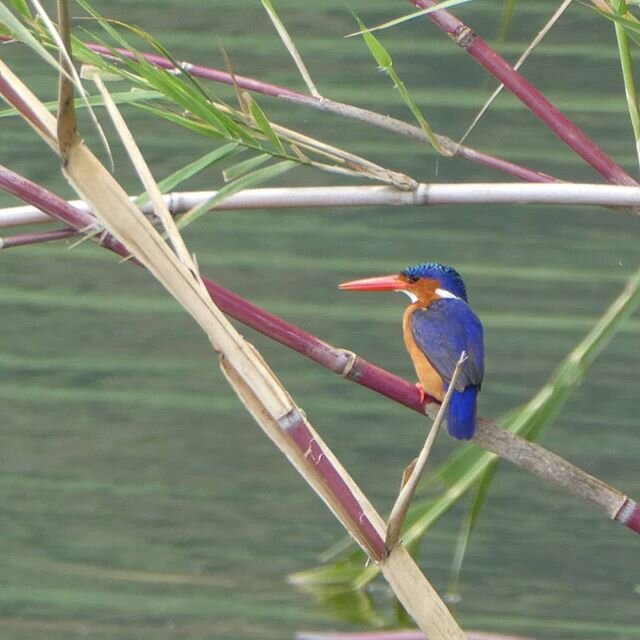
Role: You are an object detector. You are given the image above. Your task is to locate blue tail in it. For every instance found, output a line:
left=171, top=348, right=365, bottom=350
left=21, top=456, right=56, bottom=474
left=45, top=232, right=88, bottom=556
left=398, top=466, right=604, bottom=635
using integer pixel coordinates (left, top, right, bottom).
left=447, top=386, right=478, bottom=440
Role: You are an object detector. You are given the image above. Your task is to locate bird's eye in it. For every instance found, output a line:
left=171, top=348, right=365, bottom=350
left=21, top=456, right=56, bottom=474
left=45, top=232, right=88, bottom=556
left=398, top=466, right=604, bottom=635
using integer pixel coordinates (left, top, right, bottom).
left=406, top=274, right=419, bottom=283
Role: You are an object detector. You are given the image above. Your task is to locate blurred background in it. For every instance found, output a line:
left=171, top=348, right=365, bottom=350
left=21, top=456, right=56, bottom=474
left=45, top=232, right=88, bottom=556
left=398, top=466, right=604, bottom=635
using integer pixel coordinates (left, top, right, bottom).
left=1, top=1, right=639, bottom=638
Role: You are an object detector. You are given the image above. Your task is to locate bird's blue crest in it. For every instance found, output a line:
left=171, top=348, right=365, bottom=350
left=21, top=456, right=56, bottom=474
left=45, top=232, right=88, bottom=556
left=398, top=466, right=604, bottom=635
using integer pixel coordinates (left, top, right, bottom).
left=401, top=262, right=468, bottom=301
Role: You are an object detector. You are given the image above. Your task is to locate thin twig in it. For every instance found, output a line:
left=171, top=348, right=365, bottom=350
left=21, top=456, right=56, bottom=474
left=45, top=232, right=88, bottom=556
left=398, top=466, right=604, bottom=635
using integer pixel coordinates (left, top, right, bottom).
left=261, top=0, right=321, bottom=98
left=88, top=70, right=193, bottom=264
left=0, top=226, right=76, bottom=249
left=385, top=351, right=468, bottom=550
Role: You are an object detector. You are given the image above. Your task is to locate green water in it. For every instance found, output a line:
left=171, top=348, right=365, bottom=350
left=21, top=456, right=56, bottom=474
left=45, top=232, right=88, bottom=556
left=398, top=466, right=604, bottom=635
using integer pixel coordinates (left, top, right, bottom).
left=1, top=1, right=639, bottom=638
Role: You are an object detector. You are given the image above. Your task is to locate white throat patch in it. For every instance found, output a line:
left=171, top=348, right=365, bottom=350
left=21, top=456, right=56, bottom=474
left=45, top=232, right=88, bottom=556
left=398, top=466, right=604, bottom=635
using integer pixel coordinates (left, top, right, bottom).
left=398, top=289, right=418, bottom=303
left=435, top=288, right=459, bottom=299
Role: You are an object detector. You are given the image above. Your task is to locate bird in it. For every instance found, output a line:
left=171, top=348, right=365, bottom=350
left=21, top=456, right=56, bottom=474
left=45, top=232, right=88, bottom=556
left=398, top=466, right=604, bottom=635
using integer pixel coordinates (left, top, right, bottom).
left=339, top=262, right=484, bottom=440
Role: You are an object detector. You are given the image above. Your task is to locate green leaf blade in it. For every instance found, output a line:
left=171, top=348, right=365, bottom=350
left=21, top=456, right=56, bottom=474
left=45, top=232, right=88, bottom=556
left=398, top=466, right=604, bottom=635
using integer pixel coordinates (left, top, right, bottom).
left=355, top=16, right=392, bottom=70
left=178, top=159, right=295, bottom=229
left=249, top=97, right=286, bottom=154
left=223, top=153, right=270, bottom=182
left=133, top=143, right=242, bottom=208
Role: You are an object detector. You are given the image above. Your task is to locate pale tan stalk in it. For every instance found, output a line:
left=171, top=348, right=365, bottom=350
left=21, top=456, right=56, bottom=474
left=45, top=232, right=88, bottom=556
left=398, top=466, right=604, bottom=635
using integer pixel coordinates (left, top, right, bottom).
left=386, top=351, right=467, bottom=549
left=65, top=101, right=465, bottom=640
left=0, top=14, right=465, bottom=636
left=87, top=69, right=192, bottom=265
left=261, top=0, right=321, bottom=98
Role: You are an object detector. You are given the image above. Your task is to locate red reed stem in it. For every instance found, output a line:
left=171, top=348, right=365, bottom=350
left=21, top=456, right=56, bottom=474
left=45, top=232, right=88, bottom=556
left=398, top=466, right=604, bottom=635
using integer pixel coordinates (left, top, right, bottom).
left=448, top=144, right=558, bottom=183
left=615, top=498, right=640, bottom=532
left=409, top=0, right=638, bottom=186
left=0, top=226, right=76, bottom=249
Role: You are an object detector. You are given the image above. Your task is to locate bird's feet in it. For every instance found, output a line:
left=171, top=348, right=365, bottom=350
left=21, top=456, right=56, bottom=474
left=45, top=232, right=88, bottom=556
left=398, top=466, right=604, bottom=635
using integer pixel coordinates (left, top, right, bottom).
left=415, top=382, right=426, bottom=406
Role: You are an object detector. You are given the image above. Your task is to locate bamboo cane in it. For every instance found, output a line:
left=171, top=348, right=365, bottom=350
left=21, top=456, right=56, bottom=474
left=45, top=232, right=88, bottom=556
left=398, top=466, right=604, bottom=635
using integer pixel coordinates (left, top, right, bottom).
left=5, top=181, right=640, bottom=229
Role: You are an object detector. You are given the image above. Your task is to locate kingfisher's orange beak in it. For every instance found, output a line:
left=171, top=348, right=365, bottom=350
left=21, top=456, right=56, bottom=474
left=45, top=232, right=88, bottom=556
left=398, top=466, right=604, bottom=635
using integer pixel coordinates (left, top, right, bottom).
left=339, top=274, right=409, bottom=292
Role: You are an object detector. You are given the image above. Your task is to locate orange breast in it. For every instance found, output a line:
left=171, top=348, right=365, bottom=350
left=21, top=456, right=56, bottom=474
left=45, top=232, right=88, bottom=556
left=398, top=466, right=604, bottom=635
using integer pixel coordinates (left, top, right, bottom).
left=402, top=305, right=445, bottom=401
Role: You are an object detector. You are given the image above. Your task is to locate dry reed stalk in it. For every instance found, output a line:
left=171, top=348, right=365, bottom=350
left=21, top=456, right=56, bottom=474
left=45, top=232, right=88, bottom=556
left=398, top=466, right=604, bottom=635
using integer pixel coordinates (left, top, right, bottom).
left=460, top=0, right=574, bottom=144
left=0, top=36, right=467, bottom=638
left=385, top=351, right=468, bottom=550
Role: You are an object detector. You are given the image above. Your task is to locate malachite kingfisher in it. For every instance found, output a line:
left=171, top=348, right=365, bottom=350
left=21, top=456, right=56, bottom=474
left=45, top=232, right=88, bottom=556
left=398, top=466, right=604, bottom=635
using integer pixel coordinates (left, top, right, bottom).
left=339, top=262, right=484, bottom=440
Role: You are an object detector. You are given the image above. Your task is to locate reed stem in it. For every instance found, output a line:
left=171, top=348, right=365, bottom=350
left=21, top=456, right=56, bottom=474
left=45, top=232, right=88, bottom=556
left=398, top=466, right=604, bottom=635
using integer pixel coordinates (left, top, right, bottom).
left=4, top=182, right=640, bottom=229
left=0, top=226, right=76, bottom=248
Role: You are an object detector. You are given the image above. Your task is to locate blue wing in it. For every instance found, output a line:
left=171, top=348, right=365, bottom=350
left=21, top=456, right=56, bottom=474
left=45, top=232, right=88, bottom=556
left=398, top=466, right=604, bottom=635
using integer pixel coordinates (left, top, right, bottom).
left=410, top=298, right=484, bottom=392
left=412, top=298, right=484, bottom=440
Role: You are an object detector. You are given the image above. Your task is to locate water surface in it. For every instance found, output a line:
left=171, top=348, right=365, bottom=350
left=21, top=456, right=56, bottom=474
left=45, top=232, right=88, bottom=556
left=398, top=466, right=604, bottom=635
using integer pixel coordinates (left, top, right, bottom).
left=1, top=1, right=639, bottom=638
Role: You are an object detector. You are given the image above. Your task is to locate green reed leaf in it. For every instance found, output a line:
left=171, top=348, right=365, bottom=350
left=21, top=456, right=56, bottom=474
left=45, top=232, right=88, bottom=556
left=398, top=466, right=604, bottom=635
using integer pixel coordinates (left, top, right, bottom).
left=177, top=159, right=295, bottom=229
left=134, top=143, right=242, bottom=208
left=223, top=153, right=270, bottom=182
left=355, top=16, right=442, bottom=153
left=249, top=97, right=286, bottom=154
